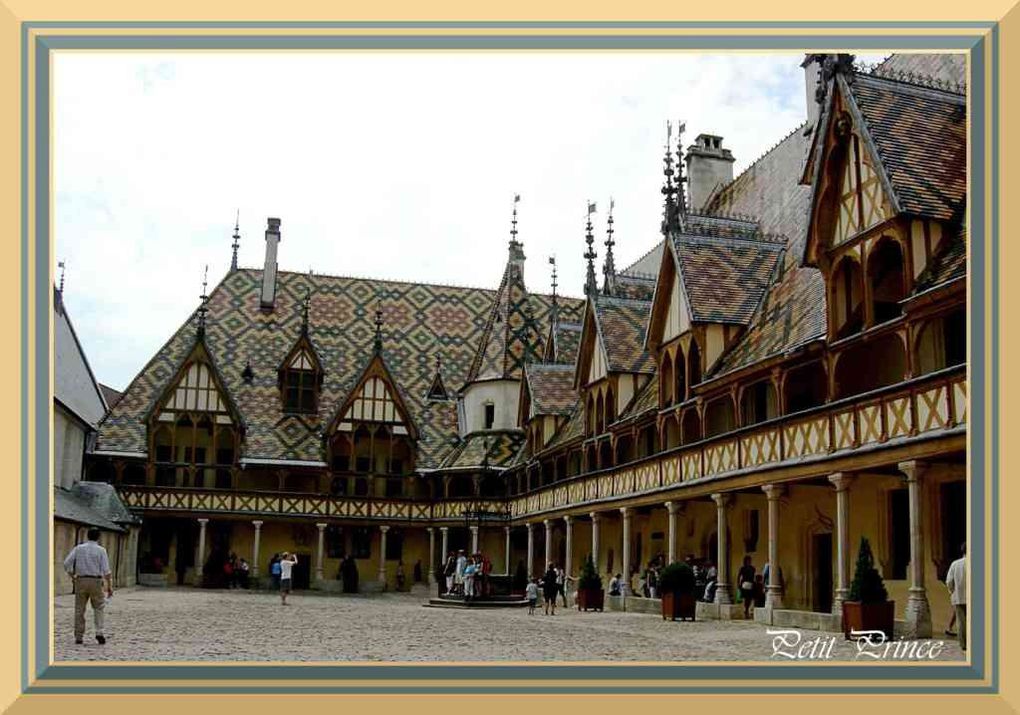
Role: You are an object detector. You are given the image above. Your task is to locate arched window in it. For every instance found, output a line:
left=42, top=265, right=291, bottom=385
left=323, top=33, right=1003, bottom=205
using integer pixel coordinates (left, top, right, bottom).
left=916, top=308, right=966, bottom=375
left=639, top=425, right=658, bottom=457
left=704, top=396, right=736, bottom=438
left=615, top=435, right=634, bottom=465
left=281, top=349, right=319, bottom=413
left=674, top=347, right=687, bottom=403
left=660, top=355, right=673, bottom=408
left=740, top=379, right=778, bottom=426
left=784, top=361, right=828, bottom=413
left=605, top=387, right=616, bottom=425
left=834, top=333, right=907, bottom=398
left=868, top=238, right=907, bottom=324
left=687, top=342, right=702, bottom=389
left=663, top=414, right=680, bottom=450
left=598, top=440, right=613, bottom=470
left=586, top=395, right=596, bottom=436
left=595, top=396, right=605, bottom=435
left=831, top=257, right=865, bottom=338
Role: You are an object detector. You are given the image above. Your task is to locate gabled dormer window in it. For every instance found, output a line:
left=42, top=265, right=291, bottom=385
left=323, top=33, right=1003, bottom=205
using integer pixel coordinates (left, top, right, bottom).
left=278, top=335, right=323, bottom=415
left=282, top=350, right=319, bottom=413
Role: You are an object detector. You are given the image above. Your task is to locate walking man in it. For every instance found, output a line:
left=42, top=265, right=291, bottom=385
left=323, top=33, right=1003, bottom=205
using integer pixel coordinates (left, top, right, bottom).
left=279, top=552, right=298, bottom=605
left=946, top=542, right=967, bottom=651
left=63, top=527, right=112, bottom=645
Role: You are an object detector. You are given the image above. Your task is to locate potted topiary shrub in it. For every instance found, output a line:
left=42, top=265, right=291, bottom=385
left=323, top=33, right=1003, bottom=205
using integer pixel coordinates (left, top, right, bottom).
left=842, top=537, right=894, bottom=641
left=576, top=554, right=605, bottom=612
left=659, top=561, right=697, bottom=621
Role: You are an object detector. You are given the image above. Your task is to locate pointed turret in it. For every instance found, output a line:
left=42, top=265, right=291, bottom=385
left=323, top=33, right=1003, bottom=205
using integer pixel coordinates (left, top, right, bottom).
left=230, top=211, right=241, bottom=272
left=196, top=265, right=209, bottom=339
left=583, top=201, right=598, bottom=299
left=602, top=198, right=617, bottom=297
left=548, top=255, right=559, bottom=325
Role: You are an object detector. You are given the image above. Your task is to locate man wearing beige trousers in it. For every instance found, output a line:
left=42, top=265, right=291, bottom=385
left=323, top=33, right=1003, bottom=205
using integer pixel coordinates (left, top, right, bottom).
left=63, top=527, right=113, bottom=645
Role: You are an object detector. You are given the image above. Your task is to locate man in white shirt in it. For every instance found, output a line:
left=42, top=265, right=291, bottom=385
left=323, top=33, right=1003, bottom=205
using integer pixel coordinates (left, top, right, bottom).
left=945, top=542, right=967, bottom=651
left=279, top=552, right=298, bottom=605
left=63, top=528, right=113, bottom=645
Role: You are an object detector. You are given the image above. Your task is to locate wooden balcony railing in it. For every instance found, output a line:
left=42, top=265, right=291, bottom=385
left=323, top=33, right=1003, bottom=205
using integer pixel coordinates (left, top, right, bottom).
left=508, top=366, right=966, bottom=517
left=116, top=368, right=965, bottom=524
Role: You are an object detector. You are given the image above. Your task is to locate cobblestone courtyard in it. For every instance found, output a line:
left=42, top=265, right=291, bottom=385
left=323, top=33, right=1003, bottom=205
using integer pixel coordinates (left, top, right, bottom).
left=54, top=588, right=965, bottom=663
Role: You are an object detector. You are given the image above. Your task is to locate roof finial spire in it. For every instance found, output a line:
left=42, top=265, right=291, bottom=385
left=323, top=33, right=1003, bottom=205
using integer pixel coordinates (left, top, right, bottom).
left=197, top=264, right=210, bottom=339
left=661, top=121, right=680, bottom=236
left=58, top=260, right=66, bottom=294
left=373, top=304, right=384, bottom=354
left=548, top=255, right=559, bottom=324
left=230, top=210, right=241, bottom=271
left=603, top=197, right=617, bottom=297
left=675, top=121, right=688, bottom=217
left=583, top=201, right=599, bottom=299
left=508, top=194, right=525, bottom=264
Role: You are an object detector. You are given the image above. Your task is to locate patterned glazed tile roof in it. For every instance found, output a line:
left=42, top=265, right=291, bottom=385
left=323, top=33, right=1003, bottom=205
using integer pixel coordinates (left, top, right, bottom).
left=545, top=402, right=585, bottom=452
left=673, top=234, right=785, bottom=325
left=917, top=226, right=967, bottom=292
left=97, top=268, right=579, bottom=469
left=593, top=296, right=656, bottom=374
left=613, top=273, right=657, bottom=301
left=548, top=322, right=582, bottom=366
left=467, top=253, right=583, bottom=383
left=847, top=73, right=966, bottom=222
left=440, top=430, right=524, bottom=470
left=525, top=363, right=577, bottom=417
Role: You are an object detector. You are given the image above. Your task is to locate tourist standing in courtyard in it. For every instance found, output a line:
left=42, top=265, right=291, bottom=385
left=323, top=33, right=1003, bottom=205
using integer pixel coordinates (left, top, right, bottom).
left=270, top=553, right=282, bottom=591
left=738, top=556, right=756, bottom=618
left=62, top=527, right=112, bottom=645
left=946, top=542, right=967, bottom=651
left=555, top=564, right=567, bottom=607
left=279, top=552, right=297, bottom=605
left=525, top=578, right=539, bottom=614
left=454, top=549, right=467, bottom=595
left=542, top=564, right=558, bottom=615
left=442, top=551, right=456, bottom=595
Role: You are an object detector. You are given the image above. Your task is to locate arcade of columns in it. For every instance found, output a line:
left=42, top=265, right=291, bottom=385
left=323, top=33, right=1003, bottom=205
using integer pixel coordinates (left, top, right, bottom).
left=187, top=459, right=935, bottom=636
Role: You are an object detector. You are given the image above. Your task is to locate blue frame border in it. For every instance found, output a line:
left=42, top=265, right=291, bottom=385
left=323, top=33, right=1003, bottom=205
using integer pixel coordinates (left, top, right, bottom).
left=21, top=23, right=999, bottom=695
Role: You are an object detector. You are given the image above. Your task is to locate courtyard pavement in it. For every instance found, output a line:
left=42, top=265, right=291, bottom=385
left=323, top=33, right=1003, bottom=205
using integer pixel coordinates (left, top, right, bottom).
left=53, top=587, right=966, bottom=663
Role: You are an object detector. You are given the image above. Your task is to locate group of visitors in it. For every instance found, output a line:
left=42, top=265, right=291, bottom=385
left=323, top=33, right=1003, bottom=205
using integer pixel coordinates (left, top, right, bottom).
left=525, top=563, right=567, bottom=615
left=441, top=549, right=493, bottom=600
left=222, top=552, right=251, bottom=589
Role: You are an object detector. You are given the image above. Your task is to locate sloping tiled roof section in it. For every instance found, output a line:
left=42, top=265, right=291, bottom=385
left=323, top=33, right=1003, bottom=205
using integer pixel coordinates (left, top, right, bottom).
left=594, top=296, right=656, bottom=374
left=526, top=363, right=577, bottom=417
left=621, top=240, right=664, bottom=277
left=614, top=273, right=657, bottom=301
left=877, top=53, right=966, bottom=87
left=848, top=73, right=966, bottom=222
left=97, top=269, right=579, bottom=469
left=705, top=119, right=824, bottom=375
left=674, top=232, right=784, bottom=325
left=550, top=322, right=582, bottom=366
left=54, top=481, right=138, bottom=531
left=441, top=430, right=524, bottom=470
left=99, top=384, right=124, bottom=412
left=467, top=257, right=583, bottom=383
left=917, top=225, right=967, bottom=291
left=545, top=402, right=585, bottom=452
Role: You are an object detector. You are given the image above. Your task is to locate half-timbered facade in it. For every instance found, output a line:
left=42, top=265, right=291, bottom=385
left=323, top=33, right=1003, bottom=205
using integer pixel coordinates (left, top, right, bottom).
left=85, top=53, right=967, bottom=636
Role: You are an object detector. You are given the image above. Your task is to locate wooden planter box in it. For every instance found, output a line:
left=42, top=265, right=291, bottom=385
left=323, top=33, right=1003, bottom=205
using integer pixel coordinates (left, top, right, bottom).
left=576, top=588, right=605, bottom=612
left=662, top=591, right=697, bottom=621
left=842, top=600, right=895, bottom=641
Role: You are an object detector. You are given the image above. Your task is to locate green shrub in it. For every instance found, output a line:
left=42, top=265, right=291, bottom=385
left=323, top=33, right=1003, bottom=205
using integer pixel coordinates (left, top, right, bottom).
left=578, top=554, right=603, bottom=591
left=849, top=537, right=888, bottom=604
left=658, top=561, right=696, bottom=595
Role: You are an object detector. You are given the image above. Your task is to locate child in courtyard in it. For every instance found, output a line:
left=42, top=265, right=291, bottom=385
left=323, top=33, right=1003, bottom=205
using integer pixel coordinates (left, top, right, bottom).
left=525, top=578, right=539, bottom=614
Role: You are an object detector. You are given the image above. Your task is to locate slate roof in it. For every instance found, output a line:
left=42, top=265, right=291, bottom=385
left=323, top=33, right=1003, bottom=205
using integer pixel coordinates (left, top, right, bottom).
left=877, top=53, right=967, bottom=88
left=54, top=481, right=140, bottom=531
left=847, top=73, right=966, bottom=222
left=440, top=430, right=524, bottom=470
left=96, top=268, right=581, bottom=469
left=593, top=296, right=656, bottom=374
left=525, top=363, right=577, bottom=417
left=613, top=273, right=657, bottom=301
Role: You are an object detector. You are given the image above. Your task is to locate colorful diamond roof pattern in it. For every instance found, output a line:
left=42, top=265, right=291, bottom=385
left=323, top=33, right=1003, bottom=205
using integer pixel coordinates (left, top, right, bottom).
left=524, top=363, right=578, bottom=417
left=547, top=322, right=582, bottom=366
left=441, top=431, right=524, bottom=470
left=593, top=296, right=656, bottom=374
left=97, top=268, right=579, bottom=469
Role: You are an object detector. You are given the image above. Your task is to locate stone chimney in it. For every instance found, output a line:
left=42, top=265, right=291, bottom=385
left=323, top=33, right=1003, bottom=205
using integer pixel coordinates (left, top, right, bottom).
left=684, top=134, right=735, bottom=212
left=802, top=54, right=824, bottom=131
left=260, top=217, right=281, bottom=312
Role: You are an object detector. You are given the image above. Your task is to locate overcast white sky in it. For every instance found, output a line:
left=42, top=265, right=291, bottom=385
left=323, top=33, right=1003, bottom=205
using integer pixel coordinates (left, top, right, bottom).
left=55, top=51, right=883, bottom=391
